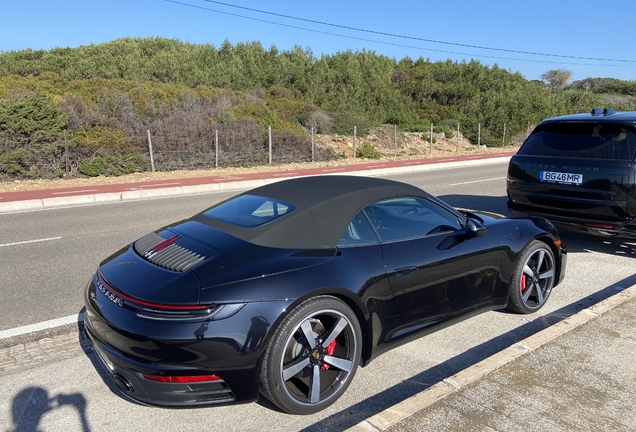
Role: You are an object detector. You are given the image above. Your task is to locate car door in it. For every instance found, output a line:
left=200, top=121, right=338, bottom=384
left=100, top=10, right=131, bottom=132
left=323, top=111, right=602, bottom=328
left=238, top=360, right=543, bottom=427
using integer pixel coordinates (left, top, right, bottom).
left=365, top=196, right=502, bottom=327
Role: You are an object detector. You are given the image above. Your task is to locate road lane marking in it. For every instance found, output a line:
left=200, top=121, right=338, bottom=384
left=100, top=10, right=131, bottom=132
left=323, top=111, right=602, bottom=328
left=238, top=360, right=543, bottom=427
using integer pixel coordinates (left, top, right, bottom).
left=125, top=182, right=182, bottom=190
left=272, top=172, right=299, bottom=177
left=52, top=189, right=98, bottom=195
left=449, top=177, right=506, bottom=186
left=0, top=236, right=62, bottom=247
left=0, top=313, right=84, bottom=342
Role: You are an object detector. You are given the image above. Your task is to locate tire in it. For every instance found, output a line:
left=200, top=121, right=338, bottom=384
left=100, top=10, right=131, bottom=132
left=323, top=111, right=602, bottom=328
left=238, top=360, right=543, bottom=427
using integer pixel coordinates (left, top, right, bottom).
left=508, top=240, right=556, bottom=314
left=259, top=296, right=362, bottom=415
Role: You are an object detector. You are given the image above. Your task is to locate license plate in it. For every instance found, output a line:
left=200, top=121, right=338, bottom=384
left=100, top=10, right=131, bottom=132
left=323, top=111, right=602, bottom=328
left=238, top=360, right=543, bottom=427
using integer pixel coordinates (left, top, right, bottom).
left=540, top=171, right=583, bottom=185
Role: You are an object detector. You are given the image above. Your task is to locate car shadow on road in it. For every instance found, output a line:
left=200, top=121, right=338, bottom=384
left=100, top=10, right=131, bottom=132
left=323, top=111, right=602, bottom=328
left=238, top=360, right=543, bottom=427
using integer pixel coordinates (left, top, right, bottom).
left=440, top=194, right=636, bottom=258
left=301, top=273, right=636, bottom=432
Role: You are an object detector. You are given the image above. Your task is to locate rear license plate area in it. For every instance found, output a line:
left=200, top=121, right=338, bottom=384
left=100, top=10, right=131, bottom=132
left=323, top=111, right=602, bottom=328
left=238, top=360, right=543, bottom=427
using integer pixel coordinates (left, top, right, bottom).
left=540, top=171, right=583, bottom=185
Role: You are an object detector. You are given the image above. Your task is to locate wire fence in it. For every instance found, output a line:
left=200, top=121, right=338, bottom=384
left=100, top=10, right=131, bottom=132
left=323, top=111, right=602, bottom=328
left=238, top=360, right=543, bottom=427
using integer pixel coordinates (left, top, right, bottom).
left=0, top=122, right=529, bottom=180
left=0, top=125, right=339, bottom=179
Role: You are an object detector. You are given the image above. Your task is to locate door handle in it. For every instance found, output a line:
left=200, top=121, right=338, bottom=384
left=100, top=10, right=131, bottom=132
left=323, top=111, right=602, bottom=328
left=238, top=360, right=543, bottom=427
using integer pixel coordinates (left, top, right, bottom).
left=394, top=266, right=418, bottom=277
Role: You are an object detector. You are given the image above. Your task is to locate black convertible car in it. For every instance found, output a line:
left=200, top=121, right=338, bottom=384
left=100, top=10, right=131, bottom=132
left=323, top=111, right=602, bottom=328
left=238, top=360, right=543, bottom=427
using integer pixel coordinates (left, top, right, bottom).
left=84, top=175, right=566, bottom=414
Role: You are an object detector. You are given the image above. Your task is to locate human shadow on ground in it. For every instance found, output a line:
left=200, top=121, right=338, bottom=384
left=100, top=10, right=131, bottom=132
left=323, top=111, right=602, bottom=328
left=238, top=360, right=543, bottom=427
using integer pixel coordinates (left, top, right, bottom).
left=8, top=386, right=91, bottom=432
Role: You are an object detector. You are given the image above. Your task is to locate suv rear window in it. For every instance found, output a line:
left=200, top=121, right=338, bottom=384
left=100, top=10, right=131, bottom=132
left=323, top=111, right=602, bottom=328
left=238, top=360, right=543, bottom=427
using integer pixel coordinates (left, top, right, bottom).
left=518, top=123, right=636, bottom=161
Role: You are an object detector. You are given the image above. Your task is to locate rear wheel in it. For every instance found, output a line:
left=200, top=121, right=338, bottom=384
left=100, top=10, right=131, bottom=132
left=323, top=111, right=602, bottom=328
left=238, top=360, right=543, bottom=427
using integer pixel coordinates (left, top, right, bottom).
left=259, top=296, right=361, bottom=415
left=508, top=240, right=555, bottom=314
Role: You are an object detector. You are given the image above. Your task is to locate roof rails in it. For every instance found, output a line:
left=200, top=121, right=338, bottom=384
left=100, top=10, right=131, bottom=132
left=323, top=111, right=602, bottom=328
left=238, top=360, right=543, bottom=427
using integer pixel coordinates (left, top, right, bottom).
left=591, top=107, right=616, bottom=116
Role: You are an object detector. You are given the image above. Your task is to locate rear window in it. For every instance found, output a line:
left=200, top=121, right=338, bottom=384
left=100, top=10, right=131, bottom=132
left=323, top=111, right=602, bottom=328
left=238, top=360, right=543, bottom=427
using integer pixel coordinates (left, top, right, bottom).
left=518, top=123, right=636, bottom=160
left=203, top=194, right=295, bottom=227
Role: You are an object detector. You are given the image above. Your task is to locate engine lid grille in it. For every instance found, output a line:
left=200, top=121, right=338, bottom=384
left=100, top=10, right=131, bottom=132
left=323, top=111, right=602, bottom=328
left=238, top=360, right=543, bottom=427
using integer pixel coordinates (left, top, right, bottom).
left=134, top=232, right=206, bottom=272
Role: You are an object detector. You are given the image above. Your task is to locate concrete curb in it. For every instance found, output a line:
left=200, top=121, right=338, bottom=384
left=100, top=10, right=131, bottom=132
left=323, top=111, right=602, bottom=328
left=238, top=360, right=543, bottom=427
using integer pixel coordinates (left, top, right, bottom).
left=346, top=283, right=636, bottom=431
left=0, top=313, right=84, bottom=349
left=0, top=156, right=511, bottom=214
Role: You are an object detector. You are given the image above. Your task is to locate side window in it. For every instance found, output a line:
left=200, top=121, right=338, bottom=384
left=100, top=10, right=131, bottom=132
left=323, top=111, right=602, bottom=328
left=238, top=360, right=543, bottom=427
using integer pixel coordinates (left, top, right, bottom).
left=337, top=210, right=380, bottom=247
left=363, top=196, right=461, bottom=242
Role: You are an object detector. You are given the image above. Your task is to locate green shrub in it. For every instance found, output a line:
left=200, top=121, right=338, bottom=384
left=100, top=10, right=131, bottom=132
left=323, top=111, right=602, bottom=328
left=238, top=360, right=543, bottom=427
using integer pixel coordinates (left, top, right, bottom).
left=0, top=148, right=27, bottom=174
left=0, top=93, right=67, bottom=138
left=385, top=111, right=430, bottom=132
left=331, top=112, right=374, bottom=135
left=78, top=157, right=106, bottom=176
left=356, top=143, right=382, bottom=159
left=78, top=154, right=147, bottom=177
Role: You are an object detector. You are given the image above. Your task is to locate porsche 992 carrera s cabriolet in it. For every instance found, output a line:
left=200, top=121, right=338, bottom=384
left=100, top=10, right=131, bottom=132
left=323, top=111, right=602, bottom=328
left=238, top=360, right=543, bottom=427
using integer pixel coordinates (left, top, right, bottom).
left=84, top=175, right=566, bottom=414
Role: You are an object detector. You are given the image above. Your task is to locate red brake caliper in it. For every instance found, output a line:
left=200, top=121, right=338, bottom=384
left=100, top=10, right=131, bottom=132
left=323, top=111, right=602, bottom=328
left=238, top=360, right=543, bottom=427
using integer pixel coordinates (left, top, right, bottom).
left=321, top=339, right=337, bottom=370
left=520, top=273, right=527, bottom=292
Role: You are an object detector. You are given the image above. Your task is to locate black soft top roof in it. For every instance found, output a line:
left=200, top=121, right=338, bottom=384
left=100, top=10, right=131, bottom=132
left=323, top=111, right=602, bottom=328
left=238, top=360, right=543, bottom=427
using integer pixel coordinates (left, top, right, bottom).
left=193, top=175, right=425, bottom=249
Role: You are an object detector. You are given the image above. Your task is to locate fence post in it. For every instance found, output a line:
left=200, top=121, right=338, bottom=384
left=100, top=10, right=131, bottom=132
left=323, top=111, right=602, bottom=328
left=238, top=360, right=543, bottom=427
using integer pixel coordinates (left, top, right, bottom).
left=394, top=124, right=397, bottom=157
left=502, top=123, right=506, bottom=146
left=478, top=122, right=481, bottom=146
left=64, top=130, right=69, bottom=174
left=215, top=129, right=218, bottom=169
left=456, top=122, right=460, bottom=152
left=430, top=123, right=433, bottom=155
left=268, top=126, right=272, bottom=165
left=311, top=127, right=315, bottom=163
left=353, top=126, right=357, bottom=158
left=147, top=129, right=155, bottom=173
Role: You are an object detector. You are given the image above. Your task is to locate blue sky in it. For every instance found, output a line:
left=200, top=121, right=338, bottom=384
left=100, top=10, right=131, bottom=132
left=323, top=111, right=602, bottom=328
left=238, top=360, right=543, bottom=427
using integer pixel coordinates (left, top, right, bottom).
left=2, top=0, right=635, bottom=82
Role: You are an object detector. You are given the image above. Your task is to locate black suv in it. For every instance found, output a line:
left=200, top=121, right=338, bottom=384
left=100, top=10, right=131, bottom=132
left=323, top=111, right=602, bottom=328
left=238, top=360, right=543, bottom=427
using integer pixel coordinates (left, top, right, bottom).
left=507, top=108, right=636, bottom=238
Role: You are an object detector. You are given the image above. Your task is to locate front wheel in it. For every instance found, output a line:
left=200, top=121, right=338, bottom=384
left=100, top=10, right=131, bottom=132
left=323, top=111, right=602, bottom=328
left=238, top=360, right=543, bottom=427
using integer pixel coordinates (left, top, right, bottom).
left=508, top=240, right=555, bottom=314
left=259, top=296, right=362, bottom=415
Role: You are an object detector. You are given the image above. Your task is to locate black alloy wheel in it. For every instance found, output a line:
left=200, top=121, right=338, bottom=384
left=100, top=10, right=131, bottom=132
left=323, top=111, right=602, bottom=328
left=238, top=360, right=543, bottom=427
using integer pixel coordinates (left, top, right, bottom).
left=259, top=296, right=361, bottom=415
left=508, top=240, right=556, bottom=314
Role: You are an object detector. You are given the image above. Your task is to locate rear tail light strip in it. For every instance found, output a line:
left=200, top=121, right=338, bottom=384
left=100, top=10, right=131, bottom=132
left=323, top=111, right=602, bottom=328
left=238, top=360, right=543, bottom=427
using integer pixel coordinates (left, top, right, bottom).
left=142, top=374, right=222, bottom=383
left=95, top=270, right=245, bottom=320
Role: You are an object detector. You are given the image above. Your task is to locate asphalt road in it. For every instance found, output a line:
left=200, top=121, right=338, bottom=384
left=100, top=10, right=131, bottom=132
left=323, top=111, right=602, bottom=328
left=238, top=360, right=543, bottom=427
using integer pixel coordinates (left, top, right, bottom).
left=1, top=162, right=635, bottom=431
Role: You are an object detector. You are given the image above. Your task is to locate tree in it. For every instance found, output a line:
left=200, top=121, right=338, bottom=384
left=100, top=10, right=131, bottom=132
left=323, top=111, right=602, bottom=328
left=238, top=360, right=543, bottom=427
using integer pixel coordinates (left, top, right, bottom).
left=540, top=69, right=572, bottom=89
left=300, top=110, right=333, bottom=134
left=0, top=93, right=67, bottom=138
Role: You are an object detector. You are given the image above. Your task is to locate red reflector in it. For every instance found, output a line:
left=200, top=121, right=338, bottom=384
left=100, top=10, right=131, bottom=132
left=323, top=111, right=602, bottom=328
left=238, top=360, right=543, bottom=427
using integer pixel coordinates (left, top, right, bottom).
left=584, top=223, right=615, bottom=230
left=142, top=374, right=221, bottom=383
left=509, top=209, right=527, bottom=215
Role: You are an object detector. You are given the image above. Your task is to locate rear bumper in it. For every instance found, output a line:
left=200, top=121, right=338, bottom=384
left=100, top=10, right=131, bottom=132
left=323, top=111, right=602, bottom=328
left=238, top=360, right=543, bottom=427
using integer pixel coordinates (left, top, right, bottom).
left=508, top=201, right=636, bottom=238
left=85, top=327, right=238, bottom=407
left=83, top=276, right=292, bottom=407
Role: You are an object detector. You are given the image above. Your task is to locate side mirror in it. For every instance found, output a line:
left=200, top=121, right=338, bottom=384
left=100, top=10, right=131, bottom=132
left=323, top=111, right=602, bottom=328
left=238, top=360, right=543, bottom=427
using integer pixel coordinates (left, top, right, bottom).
left=466, top=219, right=487, bottom=239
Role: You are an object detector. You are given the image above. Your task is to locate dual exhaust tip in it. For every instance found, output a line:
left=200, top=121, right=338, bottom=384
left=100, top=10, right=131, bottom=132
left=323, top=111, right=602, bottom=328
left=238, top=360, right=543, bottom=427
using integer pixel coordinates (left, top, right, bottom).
left=113, top=374, right=134, bottom=394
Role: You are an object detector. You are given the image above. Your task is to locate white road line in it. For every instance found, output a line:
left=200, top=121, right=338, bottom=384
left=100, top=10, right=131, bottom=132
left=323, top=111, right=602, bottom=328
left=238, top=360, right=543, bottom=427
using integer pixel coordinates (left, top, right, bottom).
left=126, top=182, right=182, bottom=190
left=449, top=176, right=506, bottom=186
left=0, top=236, right=62, bottom=247
left=52, top=189, right=98, bottom=195
left=0, top=313, right=84, bottom=341
left=142, top=182, right=182, bottom=187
